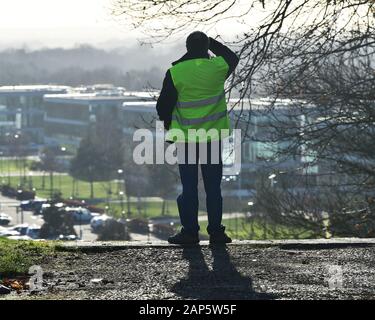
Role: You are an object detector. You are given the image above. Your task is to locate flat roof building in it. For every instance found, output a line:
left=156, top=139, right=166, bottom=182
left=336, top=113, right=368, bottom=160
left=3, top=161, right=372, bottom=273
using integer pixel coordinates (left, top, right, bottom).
left=43, top=90, right=156, bottom=148
left=0, top=85, right=69, bottom=150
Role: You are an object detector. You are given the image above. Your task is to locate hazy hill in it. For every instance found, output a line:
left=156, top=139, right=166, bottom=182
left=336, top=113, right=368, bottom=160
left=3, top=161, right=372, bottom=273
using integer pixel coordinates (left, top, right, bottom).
left=0, top=44, right=183, bottom=90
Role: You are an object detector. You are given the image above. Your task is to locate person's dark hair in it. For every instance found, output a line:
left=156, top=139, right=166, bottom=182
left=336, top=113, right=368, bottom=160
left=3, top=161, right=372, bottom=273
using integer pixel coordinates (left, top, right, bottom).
left=186, top=31, right=209, bottom=54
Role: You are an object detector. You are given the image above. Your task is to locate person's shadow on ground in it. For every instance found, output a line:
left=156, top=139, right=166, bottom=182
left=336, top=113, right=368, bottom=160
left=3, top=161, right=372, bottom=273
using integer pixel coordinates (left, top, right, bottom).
left=171, top=245, right=276, bottom=300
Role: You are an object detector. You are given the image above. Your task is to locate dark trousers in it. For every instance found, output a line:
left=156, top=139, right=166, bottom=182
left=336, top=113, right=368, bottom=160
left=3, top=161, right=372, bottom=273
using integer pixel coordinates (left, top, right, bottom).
left=177, top=142, right=223, bottom=234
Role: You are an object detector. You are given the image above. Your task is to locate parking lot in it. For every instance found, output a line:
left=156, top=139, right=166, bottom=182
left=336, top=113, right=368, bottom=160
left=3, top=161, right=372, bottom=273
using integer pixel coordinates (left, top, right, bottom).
left=0, top=193, right=97, bottom=241
left=0, top=193, right=163, bottom=241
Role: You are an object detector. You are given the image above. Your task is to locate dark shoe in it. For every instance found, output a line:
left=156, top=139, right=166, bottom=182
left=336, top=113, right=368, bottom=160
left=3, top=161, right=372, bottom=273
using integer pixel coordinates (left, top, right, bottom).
left=209, top=231, right=232, bottom=244
left=168, top=231, right=199, bottom=245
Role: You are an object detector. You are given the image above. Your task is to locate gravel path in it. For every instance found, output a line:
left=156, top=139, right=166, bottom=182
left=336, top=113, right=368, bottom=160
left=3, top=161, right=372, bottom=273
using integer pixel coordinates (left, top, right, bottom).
left=5, top=242, right=375, bottom=300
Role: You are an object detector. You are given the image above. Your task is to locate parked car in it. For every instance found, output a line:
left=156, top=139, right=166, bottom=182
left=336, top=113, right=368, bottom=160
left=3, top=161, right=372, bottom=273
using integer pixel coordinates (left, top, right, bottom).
left=127, top=218, right=149, bottom=234
left=26, top=225, right=41, bottom=239
left=65, top=207, right=99, bottom=224
left=39, top=202, right=64, bottom=215
left=87, top=205, right=105, bottom=214
left=7, top=235, right=32, bottom=240
left=0, top=213, right=12, bottom=226
left=16, top=189, right=35, bottom=201
left=90, top=214, right=113, bottom=233
left=0, top=228, right=20, bottom=237
left=0, top=185, right=18, bottom=198
left=152, top=223, right=176, bottom=239
left=20, top=199, right=47, bottom=212
left=58, top=234, right=79, bottom=241
left=11, top=224, right=29, bottom=236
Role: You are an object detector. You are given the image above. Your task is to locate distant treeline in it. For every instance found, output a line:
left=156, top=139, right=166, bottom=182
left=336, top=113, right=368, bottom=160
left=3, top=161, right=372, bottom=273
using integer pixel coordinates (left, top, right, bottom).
left=0, top=44, right=180, bottom=90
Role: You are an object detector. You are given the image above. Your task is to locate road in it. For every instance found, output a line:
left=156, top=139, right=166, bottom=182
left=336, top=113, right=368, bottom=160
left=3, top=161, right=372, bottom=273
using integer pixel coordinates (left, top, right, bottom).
left=0, top=194, right=44, bottom=227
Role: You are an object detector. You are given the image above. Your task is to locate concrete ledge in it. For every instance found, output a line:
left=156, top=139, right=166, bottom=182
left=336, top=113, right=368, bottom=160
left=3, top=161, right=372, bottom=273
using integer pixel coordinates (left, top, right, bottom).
left=58, top=237, right=375, bottom=252
left=7, top=237, right=375, bottom=300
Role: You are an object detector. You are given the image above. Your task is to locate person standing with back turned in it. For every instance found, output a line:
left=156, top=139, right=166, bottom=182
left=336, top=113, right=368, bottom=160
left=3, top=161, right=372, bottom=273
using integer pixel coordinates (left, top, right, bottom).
left=156, top=31, right=239, bottom=245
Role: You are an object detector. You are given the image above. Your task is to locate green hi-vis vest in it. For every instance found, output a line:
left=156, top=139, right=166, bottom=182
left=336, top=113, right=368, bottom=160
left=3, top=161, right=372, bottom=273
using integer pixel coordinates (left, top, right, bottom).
left=166, top=56, right=231, bottom=143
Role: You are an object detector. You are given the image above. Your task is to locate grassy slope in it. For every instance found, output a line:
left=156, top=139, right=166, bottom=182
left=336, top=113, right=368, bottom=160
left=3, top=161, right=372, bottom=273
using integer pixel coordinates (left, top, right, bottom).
left=198, top=217, right=315, bottom=240
left=0, top=238, right=56, bottom=276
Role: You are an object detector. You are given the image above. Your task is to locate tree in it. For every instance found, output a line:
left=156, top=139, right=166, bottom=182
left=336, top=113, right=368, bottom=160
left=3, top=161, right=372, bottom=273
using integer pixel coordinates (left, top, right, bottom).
left=40, top=147, right=59, bottom=199
left=70, top=110, right=125, bottom=199
left=97, top=219, right=130, bottom=241
left=40, top=205, right=77, bottom=240
left=147, top=164, right=178, bottom=215
left=0, top=46, right=166, bottom=89
left=95, top=109, right=125, bottom=184
left=70, top=136, right=101, bottom=199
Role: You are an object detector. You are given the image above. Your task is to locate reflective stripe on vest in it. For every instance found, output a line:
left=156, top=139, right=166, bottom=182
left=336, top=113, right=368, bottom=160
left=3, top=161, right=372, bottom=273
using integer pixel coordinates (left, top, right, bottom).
left=172, top=110, right=227, bottom=126
left=176, top=91, right=225, bottom=109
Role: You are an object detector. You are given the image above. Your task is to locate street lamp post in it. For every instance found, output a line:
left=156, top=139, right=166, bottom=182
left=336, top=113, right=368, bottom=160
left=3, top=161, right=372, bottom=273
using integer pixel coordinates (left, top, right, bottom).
left=268, top=173, right=276, bottom=188
left=268, top=173, right=277, bottom=237
left=13, top=134, right=23, bottom=186
left=28, top=172, right=33, bottom=190
left=117, top=169, right=123, bottom=194
left=7, top=156, right=10, bottom=185
left=71, top=179, right=75, bottom=198
left=147, top=221, right=153, bottom=242
left=59, top=147, right=66, bottom=191
left=117, top=168, right=130, bottom=218
left=79, top=211, right=83, bottom=240
left=79, top=202, right=85, bottom=240
left=4, top=132, right=11, bottom=184
left=0, top=151, right=3, bottom=177
left=119, top=191, right=125, bottom=219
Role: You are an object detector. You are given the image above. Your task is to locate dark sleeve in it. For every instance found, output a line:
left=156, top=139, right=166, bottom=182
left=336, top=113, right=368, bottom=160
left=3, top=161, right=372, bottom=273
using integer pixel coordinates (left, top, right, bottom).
left=156, top=70, right=177, bottom=130
left=208, top=37, right=239, bottom=78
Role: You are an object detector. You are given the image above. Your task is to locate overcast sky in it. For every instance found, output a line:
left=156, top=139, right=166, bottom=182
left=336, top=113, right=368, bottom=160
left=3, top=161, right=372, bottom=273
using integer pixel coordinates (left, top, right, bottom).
left=0, top=0, right=253, bottom=50
left=0, top=0, right=141, bottom=49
